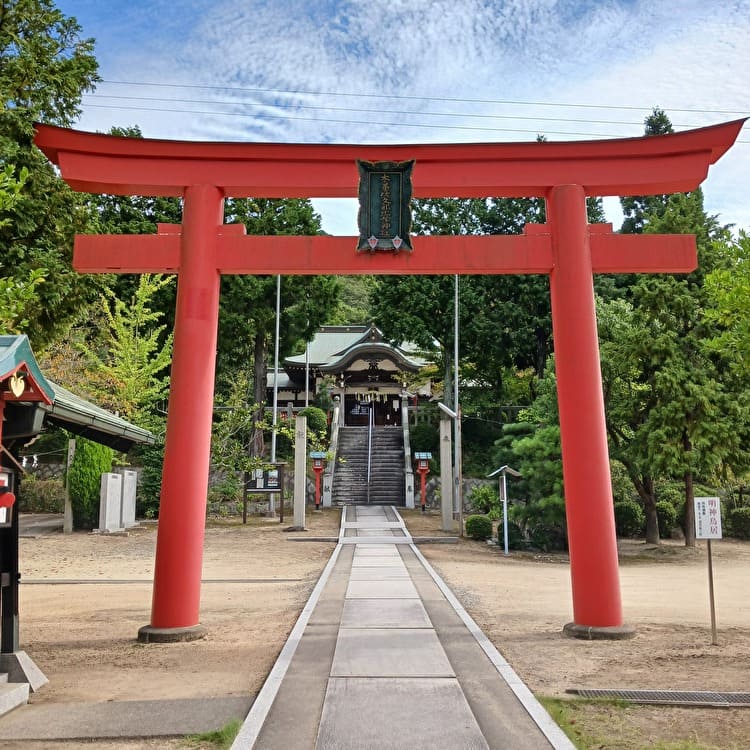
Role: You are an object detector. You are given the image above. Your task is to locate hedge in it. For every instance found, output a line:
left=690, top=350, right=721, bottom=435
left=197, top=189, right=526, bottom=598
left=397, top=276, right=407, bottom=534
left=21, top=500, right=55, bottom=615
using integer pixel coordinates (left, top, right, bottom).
left=68, top=437, right=114, bottom=529
left=613, top=500, right=645, bottom=538
left=465, top=514, right=493, bottom=541
left=729, top=507, right=750, bottom=540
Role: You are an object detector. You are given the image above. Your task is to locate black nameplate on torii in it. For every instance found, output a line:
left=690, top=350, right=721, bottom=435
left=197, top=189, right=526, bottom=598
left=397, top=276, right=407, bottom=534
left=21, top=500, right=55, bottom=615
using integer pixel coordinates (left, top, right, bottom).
left=356, top=159, right=414, bottom=253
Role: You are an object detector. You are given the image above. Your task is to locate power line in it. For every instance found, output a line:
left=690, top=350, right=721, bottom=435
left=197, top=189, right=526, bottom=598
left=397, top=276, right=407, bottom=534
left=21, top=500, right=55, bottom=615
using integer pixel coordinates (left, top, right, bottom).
left=81, top=103, right=648, bottom=138
left=81, top=93, right=715, bottom=131
left=80, top=101, right=750, bottom=143
left=98, top=79, right=749, bottom=117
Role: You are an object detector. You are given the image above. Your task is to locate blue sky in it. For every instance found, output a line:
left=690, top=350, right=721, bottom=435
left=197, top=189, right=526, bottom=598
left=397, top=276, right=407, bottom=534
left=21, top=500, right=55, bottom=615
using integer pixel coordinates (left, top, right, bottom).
left=57, top=0, right=750, bottom=234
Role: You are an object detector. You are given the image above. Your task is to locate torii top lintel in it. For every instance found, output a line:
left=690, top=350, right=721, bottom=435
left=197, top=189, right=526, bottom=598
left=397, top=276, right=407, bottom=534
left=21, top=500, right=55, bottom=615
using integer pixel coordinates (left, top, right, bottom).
left=34, top=119, right=745, bottom=200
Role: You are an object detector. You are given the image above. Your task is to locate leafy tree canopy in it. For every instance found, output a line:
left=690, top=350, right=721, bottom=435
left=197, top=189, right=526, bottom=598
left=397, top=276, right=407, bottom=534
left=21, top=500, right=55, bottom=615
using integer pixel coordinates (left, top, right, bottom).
left=704, top=231, right=750, bottom=374
left=0, top=163, right=45, bottom=331
left=372, top=195, right=604, bottom=403
left=609, top=110, right=750, bottom=544
left=1, top=0, right=101, bottom=346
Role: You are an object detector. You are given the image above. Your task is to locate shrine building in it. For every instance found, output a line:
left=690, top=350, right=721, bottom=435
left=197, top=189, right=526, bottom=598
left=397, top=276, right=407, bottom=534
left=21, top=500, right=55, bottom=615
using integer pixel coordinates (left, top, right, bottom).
left=269, top=325, right=431, bottom=427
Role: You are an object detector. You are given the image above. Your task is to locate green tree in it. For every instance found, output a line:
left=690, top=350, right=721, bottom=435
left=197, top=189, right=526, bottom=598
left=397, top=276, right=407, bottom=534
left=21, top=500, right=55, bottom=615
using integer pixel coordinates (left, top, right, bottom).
left=0, top=163, right=27, bottom=225
left=329, top=275, right=375, bottom=324
left=372, top=197, right=547, bottom=408
left=210, top=370, right=295, bottom=507
left=218, top=198, right=339, bottom=457
left=631, top=217, right=750, bottom=546
left=1, top=0, right=101, bottom=346
left=372, top=196, right=606, bottom=406
left=0, top=163, right=46, bottom=331
left=598, top=296, right=663, bottom=542
left=503, top=366, right=566, bottom=550
left=67, top=436, right=114, bottom=529
left=84, top=125, right=185, bottom=332
left=614, top=112, right=750, bottom=545
left=86, top=274, right=175, bottom=427
left=704, top=231, right=750, bottom=374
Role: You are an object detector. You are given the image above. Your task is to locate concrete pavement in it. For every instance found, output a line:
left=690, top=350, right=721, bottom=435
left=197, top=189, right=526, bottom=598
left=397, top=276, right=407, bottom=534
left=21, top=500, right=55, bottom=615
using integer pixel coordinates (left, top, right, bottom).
left=232, top=505, right=574, bottom=749
left=1, top=506, right=574, bottom=748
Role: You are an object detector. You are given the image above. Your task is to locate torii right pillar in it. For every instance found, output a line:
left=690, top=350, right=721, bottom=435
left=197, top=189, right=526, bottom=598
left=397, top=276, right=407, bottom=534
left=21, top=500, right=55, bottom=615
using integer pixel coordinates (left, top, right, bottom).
left=548, top=184, right=629, bottom=638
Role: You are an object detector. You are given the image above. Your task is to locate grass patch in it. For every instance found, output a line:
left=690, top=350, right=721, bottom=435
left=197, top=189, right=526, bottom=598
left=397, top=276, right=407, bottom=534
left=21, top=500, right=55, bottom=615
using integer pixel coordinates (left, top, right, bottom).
left=538, top=696, right=742, bottom=750
left=650, top=743, right=736, bottom=750
left=185, top=719, right=241, bottom=749
left=538, top=696, right=607, bottom=749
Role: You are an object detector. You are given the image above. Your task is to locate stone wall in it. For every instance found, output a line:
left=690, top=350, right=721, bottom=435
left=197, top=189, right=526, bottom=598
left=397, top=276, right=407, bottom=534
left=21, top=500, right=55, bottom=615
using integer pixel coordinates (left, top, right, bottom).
left=420, top=477, right=494, bottom=511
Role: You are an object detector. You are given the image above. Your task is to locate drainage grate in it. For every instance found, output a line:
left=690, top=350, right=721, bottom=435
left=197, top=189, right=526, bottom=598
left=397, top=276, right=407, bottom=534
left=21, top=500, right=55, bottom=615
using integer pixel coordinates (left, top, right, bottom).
left=567, top=688, right=750, bottom=708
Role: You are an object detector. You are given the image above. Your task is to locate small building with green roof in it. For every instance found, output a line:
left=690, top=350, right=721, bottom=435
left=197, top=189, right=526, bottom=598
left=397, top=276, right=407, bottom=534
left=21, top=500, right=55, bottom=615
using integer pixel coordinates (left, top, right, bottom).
left=268, top=325, right=431, bottom=427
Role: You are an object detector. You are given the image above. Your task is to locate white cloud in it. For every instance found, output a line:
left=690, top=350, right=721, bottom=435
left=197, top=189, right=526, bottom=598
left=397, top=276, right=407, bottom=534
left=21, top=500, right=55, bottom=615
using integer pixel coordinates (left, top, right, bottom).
left=62, top=0, right=750, bottom=231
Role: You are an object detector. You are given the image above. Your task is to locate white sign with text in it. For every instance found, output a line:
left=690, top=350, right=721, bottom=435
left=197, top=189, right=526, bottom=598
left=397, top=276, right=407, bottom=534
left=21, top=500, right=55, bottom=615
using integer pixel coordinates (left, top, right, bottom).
left=694, top=496, right=722, bottom=540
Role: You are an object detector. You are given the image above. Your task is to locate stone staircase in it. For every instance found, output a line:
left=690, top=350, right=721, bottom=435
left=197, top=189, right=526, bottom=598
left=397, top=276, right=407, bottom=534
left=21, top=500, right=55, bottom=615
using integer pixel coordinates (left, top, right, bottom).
left=332, top=427, right=406, bottom=505
left=332, top=427, right=368, bottom=504
left=0, top=673, right=29, bottom=717
left=369, top=428, right=406, bottom=505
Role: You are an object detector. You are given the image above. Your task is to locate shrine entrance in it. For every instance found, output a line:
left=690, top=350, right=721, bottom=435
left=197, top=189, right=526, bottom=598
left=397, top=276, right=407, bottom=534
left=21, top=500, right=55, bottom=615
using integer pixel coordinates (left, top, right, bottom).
left=35, top=119, right=744, bottom=642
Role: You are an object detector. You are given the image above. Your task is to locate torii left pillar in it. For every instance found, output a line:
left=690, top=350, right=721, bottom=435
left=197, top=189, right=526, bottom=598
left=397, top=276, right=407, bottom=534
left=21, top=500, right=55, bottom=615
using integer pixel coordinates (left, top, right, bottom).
left=138, top=185, right=223, bottom=641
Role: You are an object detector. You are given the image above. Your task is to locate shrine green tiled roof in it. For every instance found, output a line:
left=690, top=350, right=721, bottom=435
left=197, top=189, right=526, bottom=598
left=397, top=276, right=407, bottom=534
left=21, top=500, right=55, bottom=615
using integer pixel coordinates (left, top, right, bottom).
left=1, top=335, right=154, bottom=452
left=284, top=325, right=426, bottom=370
left=0, top=335, right=55, bottom=402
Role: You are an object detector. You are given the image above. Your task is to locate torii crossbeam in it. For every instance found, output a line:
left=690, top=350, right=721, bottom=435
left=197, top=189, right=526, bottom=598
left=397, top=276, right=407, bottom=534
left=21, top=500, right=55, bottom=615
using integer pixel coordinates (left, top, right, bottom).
left=35, top=119, right=745, bottom=642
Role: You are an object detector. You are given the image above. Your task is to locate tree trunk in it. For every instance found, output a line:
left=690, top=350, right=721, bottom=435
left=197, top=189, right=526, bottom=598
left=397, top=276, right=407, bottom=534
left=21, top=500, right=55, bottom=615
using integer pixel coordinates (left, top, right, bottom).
left=443, top=350, right=453, bottom=410
left=684, top=469, right=696, bottom=547
left=638, top=476, right=660, bottom=544
left=683, top=430, right=696, bottom=547
left=621, top=458, right=660, bottom=544
left=250, top=330, right=267, bottom=458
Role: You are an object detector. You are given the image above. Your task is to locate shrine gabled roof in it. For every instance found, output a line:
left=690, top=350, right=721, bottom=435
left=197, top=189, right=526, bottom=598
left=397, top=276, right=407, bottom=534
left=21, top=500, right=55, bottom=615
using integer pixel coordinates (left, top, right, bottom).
left=284, top=325, right=424, bottom=372
left=318, top=342, right=423, bottom=373
left=284, top=326, right=378, bottom=367
left=0, top=335, right=54, bottom=403
left=1, top=335, right=154, bottom=451
left=42, top=381, right=155, bottom=451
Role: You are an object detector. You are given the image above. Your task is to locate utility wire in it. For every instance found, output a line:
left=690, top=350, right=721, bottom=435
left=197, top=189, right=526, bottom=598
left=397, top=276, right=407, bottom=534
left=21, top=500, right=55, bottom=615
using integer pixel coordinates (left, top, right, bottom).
left=82, top=93, right=718, bottom=131
left=80, top=103, right=637, bottom=138
left=80, top=102, right=750, bottom=142
left=98, top=79, right=749, bottom=117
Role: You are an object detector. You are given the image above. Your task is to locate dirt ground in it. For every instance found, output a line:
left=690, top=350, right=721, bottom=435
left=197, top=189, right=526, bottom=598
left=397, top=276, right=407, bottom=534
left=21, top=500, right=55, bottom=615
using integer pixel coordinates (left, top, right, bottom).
left=8, top=508, right=750, bottom=749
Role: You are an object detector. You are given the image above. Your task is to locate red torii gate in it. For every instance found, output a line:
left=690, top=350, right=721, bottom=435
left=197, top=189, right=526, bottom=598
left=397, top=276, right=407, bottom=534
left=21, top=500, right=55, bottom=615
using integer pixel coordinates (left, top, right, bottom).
left=35, top=120, right=744, bottom=642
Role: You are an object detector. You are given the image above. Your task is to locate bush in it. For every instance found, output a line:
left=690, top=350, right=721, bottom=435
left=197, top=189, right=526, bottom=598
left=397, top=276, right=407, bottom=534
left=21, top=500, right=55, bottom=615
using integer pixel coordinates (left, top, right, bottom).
left=465, top=514, right=493, bottom=541
left=17, top=475, right=66, bottom=513
left=208, top=474, right=242, bottom=506
left=656, top=481, right=685, bottom=528
left=610, top=460, right=635, bottom=505
left=613, top=500, right=645, bottom=538
left=298, top=406, right=328, bottom=439
left=528, top=523, right=568, bottom=551
left=409, top=421, right=439, bottom=456
left=67, top=437, right=114, bottom=529
left=469, top=484, right=498, bottom=516
left=497, top=519, right=525, bottom=550
left=656, top=500, right=678, bottom=538
left=728, top=507, right=750, bottom=540
left=510, top=495, right=567, bottom=551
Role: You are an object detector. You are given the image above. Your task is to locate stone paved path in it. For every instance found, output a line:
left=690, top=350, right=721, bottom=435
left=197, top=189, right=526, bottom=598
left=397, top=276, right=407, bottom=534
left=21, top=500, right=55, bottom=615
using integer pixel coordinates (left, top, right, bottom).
left=232, top=505, right=574, bottom=749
